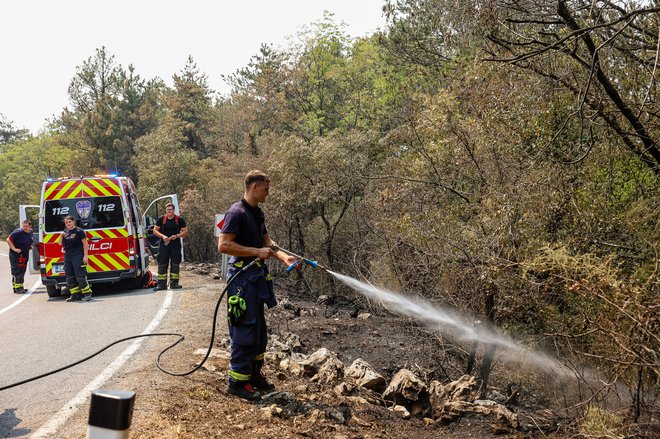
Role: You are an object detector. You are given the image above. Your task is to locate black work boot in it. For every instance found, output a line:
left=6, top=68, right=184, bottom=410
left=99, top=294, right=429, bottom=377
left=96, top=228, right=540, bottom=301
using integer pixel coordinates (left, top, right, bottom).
left=66, top=293, right=82, bottom=302
left=81, top=285, right=92, bottom=301
left=153, top=281, right=167, bottom=291
left=250, top=373, right=275, bottom=393
left=228, top=382, right=261, bottom=402
left=169, top=281, right=183, bottom=289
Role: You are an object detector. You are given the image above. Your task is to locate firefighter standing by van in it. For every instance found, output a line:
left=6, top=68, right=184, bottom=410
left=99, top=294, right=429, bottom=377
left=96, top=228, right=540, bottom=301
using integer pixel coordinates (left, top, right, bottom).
left=153, top=203, right=188, bottom=290
left=218, top=170, right=297, bottom=401
left=7, top=219, right=33, bottom=294
left=59, top=215, right=93, bottom=302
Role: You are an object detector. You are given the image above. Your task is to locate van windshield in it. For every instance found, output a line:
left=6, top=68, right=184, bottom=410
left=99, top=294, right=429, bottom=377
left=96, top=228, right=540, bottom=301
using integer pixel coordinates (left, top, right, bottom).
left=44, top=196, right=124, bottom=232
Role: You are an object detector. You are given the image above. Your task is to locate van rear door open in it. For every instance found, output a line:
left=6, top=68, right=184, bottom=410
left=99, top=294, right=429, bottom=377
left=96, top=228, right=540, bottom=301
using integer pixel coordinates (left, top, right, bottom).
left=142, top=194, right=181, bottom=262
left=19, top=204, right=40, bottom=275
left=21, top=175, right=180, bottom=298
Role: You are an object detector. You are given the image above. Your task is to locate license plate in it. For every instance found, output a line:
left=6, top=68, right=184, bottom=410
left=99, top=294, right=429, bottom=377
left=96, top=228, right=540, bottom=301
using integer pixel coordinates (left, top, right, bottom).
left=53, top=264, right=65, bottom=274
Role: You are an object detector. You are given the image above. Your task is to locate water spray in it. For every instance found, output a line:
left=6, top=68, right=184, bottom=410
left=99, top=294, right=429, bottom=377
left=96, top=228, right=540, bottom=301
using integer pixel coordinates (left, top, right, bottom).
left=270, top=244, right=572, bottom=378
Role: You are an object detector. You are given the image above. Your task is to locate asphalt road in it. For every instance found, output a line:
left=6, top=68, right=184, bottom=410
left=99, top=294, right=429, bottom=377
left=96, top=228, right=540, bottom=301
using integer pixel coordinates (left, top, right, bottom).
left=0, top=240, right=173, bottom=438
left=0, top=241, right=40, bottom=307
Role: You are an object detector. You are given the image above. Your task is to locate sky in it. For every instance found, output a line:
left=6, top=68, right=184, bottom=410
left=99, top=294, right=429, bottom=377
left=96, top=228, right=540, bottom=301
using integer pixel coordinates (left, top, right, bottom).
left=0, top=1, right=387, bottom=134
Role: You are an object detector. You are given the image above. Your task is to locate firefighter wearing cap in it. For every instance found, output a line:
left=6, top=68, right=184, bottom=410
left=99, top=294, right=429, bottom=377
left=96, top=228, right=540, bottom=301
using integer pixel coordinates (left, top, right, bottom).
left=218, top=170, right=297, bottom=401
left=153, top=203, right=188, bottom=290
left=7, top=219, right=33, bottom=294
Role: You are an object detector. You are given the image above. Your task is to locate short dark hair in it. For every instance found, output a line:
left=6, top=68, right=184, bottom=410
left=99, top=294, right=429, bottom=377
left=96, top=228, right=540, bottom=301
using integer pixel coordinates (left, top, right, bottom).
left=21, top=219, right=31, bottom=226
left=244, top=170, right=270, bottom=189
left=64, top=215, right=76, bottom=222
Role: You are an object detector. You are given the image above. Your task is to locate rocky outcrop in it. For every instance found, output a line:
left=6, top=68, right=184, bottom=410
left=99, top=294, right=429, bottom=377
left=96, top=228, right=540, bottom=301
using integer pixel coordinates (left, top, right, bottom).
left=382, top=369, right=432, bottom=418
left=440, top=400, right=519, bottom=431
left=428, top=375, right=518, bottom=431
left=344, top=358, right=386, bottom=392
left=429, top=374, right=480, bottom=408
left=301, top=348, right=344, bottom=384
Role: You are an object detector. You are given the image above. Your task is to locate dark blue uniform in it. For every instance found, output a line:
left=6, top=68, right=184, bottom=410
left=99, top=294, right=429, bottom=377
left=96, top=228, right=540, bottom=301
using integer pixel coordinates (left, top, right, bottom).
left=155, top=215, right=186, bottom=289
left=62, top=226, right=92, bottom=298
left=221, top=199, right=276, bottom=387
left=8, top=227, right=33, bottom=293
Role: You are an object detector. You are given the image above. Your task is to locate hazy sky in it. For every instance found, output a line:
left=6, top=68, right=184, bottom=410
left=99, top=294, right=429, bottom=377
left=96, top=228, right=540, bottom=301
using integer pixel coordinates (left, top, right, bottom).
left=0, top=1, right=387, bottom=134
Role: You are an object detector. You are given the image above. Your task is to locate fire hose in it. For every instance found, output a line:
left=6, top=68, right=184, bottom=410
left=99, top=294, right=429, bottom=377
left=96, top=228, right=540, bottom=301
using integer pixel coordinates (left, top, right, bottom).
left=1, top=246, right=321, bottom=391
left=0, top=258, right=261, bottom=391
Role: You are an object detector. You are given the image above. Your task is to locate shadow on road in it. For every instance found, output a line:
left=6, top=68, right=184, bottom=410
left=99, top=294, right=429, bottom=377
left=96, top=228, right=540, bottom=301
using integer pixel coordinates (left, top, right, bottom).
left=44, top=280, right=158, bottom=302
left=0, top=408, right=30, bottom=438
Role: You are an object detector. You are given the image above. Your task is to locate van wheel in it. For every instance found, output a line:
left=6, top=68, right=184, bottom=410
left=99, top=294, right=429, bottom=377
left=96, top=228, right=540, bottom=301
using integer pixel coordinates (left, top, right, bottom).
left=128, top=275, right=144, bottom=290
left=46, top=284, right=61, bottom=298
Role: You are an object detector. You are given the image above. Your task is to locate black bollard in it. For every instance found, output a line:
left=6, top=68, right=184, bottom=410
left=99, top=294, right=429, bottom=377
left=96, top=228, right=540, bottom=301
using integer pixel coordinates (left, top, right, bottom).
left=87, top=389, right=135, bottom=439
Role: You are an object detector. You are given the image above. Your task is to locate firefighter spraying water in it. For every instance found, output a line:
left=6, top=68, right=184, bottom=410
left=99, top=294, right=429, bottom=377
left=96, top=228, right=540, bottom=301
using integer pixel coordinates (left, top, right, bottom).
left=217, top=170, right=299, bottom=401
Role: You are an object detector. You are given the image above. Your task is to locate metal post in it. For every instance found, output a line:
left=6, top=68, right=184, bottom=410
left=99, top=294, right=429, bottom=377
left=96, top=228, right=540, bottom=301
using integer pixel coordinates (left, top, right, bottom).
left=87, top=389, right=135, bottom=439
left=221, top=253, right=228, bottom=279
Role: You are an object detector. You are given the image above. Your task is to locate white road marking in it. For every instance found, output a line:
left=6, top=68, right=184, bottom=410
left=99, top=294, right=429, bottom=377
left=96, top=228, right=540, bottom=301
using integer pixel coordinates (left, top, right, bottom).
left=0, top=280, right=41, bottom=316
left=30, top=289, right=174, bottom=438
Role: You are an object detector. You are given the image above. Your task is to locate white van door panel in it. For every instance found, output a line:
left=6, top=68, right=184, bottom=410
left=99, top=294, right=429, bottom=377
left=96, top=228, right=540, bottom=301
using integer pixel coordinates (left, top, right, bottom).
left=142, top=194, right=183, bottom=262
left=19, top=205, right=40, bottom=275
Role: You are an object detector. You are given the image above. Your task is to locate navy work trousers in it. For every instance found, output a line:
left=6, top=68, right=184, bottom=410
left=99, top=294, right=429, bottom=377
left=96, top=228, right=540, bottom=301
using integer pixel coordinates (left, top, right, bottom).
left=9, top=250, right=29, bottom=286
left=226, top=266, right=272, bottom=383
left=64, top=249, right=90, bottom=291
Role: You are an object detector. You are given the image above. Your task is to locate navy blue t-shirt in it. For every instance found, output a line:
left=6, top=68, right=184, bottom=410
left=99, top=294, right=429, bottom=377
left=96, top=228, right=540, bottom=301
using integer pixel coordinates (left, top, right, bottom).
left=9, top=228, right=33, bottom=252
left=62, top=227, right=86, bottom=252
left=221, top=199, right=268, bottom=265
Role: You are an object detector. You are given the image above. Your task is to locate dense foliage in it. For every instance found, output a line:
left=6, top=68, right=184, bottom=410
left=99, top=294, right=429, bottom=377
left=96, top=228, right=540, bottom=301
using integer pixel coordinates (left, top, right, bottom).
left=1, top=2, right=657, bottom=432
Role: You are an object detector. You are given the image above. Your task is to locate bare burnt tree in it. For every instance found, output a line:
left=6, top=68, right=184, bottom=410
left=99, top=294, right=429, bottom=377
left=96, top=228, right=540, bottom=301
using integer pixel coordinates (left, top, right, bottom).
left=479, top=0, right=660, bottom=173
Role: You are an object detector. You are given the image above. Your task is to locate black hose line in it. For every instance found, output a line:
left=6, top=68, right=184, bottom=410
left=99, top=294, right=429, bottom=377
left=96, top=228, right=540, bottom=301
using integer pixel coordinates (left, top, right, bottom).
left=0, top=259, right=259, bottom=392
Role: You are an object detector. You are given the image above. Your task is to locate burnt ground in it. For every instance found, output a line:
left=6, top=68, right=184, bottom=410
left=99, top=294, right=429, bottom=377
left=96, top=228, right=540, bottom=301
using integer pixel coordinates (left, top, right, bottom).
left=53, top=266, right=592, bottom=439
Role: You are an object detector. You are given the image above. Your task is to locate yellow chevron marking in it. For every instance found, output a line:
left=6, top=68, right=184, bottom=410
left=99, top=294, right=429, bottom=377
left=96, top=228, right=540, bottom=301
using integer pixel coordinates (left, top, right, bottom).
left=89, top=179, right=113, bottom=196
left=101, top=254, right=125, bottom=270
left=46, top=257, right=62, bottom=274
left=87, top=230, right=103, bottom=239
left=115, top=252, right=130, bottom=265
left=44, top=182, right=61, bottom=200
left=103, top=229, right=118, bottom=238
left=103, top=179, right=121, bottom=194
left=85, top=264, right=98, bottom=273
left=89, top=255, right=111, bottom=272
left=43, top=233, right=58, bottom=244
left=53, top=180, right=76, bottom=200
left=117, top=228, right=129, bottom=237
left=69, top=182, right=84, bottom=198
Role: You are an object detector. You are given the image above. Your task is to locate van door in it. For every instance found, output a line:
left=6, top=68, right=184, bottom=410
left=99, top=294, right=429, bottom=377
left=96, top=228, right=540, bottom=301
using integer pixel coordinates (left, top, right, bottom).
left=142, top=194, right=182, bottom=262
left=19, top=205, right=40, bottom=274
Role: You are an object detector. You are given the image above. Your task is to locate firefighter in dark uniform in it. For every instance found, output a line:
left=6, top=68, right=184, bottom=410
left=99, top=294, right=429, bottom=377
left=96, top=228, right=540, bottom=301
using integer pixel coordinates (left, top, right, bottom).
left=7, top=219, right=33, bottom=294
left=59, top=215, right=93, bottom=302
left=218, top=170, right=297, bottom=401
left=153, top=203, right=188, bottom=290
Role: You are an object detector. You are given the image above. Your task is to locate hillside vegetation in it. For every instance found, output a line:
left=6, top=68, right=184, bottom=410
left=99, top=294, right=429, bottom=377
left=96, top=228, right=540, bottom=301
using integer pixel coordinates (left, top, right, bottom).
left=1, top=2, right=658, bottom=434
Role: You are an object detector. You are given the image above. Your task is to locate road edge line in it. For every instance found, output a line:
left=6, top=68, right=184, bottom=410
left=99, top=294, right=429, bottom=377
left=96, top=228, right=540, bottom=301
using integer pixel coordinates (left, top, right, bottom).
left=30, top=289, right=174, bottom=438
left=0, top=280, right=41, bottom=316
